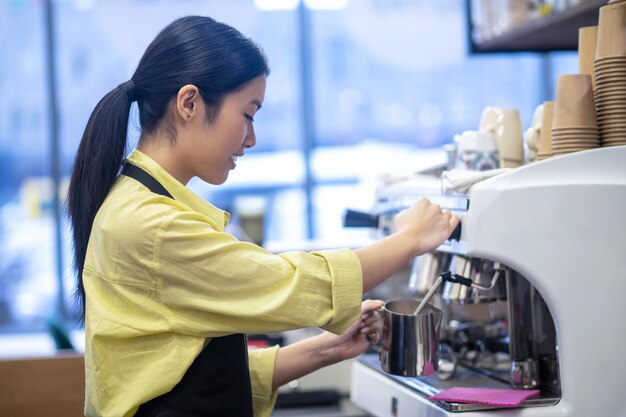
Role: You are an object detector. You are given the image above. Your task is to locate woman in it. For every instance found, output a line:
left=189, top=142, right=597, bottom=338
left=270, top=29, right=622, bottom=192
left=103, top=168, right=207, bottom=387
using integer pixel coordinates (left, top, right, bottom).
left=67, top=15, right=458, bottom=417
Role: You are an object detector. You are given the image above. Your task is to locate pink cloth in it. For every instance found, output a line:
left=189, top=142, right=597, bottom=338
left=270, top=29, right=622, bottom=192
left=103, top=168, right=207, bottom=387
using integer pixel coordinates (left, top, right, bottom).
left=429, top=387, right=540, bottom=408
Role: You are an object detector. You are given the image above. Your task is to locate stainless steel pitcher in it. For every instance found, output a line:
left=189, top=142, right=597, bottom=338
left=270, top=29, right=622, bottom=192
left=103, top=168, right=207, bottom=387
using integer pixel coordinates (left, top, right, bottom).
left=374, top=299, right=443, bottom=377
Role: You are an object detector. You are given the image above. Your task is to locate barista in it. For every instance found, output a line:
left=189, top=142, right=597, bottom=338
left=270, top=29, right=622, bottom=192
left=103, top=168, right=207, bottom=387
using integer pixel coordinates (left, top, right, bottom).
left=66, top=15, right=459, bottom=417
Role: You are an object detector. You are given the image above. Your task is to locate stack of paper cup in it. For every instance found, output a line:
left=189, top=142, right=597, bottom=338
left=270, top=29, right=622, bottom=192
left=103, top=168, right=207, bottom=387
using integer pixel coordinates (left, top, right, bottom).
left=551, top=75, right=600, bottom=156
left=594, top=2, right=626, bottom=147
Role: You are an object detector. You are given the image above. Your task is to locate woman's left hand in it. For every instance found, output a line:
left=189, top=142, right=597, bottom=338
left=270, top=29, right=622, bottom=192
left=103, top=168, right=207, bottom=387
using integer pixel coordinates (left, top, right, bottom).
left=325, top=299, right=384, bottom=361
left=272, top=299, right=385, bottom=389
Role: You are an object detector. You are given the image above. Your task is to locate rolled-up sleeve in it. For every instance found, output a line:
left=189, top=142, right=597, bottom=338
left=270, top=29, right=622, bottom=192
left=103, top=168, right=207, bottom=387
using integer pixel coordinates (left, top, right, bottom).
left=309, top=249, right=363, bottom=334
left=248, top=346, right=280, bottom=417
left=155, top=211, right=363, bottom=337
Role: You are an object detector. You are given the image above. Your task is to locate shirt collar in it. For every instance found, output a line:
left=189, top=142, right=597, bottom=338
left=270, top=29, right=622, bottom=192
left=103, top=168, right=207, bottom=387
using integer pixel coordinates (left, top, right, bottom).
left=125, top=149, right=230, bottom=229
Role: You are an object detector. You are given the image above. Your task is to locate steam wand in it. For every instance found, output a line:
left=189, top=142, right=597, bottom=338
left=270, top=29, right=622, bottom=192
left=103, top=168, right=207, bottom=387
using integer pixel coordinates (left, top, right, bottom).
left=412, top=265, right=503, bottom=316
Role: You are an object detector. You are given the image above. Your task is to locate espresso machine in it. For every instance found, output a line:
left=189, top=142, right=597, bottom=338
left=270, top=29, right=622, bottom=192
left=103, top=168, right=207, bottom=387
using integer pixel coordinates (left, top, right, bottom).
left=347, top=146, right=626, bottom=417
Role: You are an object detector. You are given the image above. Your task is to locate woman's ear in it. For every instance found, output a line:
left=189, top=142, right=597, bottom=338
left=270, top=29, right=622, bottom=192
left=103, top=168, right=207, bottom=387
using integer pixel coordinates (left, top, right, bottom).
left=176, top=84, right=200, bottom=121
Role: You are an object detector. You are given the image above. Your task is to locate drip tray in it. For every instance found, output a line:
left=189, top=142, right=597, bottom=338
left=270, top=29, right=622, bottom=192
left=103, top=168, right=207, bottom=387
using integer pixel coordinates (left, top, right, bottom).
left=359, top=354, right=560, bottom=412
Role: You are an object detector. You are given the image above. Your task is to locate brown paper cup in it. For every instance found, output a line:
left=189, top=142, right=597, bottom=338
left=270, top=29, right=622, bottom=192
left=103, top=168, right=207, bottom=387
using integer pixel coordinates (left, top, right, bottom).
left=553, top=74, right=597, bottom=128
left=596, top=3, right=626, bottom=59
left=579, top=26, right=598, bottom=89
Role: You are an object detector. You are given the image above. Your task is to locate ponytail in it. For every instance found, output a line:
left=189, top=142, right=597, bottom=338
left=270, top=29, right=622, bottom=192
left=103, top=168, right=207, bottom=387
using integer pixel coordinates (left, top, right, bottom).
left=67, top=81, right=136, bottom=320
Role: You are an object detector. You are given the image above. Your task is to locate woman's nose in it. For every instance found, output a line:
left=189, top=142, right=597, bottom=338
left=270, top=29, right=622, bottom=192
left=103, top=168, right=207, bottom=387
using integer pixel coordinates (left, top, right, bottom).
left=245, top=127, right=256, bottom=148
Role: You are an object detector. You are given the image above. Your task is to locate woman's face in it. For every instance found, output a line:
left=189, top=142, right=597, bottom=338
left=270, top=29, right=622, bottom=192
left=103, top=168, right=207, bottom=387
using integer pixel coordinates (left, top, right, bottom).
left=186, top=75, right=266, bottom=185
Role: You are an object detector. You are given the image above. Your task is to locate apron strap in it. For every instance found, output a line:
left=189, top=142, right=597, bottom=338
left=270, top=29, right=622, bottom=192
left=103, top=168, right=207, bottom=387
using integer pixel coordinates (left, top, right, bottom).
left=121, top=163, right=173, bottom=199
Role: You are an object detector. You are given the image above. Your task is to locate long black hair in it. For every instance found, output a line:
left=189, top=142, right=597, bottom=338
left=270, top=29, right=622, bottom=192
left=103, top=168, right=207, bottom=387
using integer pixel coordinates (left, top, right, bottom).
left=67, top=16, right=269, bottom=320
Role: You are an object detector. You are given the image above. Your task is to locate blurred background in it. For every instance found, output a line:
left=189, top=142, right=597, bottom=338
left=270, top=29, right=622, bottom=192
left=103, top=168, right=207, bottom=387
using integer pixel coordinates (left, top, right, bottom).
left=0, top=0, right=576, bottom=350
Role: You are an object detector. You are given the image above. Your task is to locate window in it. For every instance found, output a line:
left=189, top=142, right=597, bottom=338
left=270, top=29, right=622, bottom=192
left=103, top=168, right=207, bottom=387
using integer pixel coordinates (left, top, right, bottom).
left=0, top=1, right=58, bottom=332
left=0, top=0, right=577, bottom=339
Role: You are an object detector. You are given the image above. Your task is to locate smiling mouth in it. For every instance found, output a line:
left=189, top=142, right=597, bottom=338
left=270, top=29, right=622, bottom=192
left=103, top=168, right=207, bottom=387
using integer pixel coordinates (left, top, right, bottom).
left=230, top=156, right=239, bottom=162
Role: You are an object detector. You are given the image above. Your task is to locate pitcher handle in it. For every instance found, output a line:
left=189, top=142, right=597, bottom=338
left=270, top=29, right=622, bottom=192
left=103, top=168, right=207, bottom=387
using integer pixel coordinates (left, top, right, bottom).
left=366, top=307, right=384, bottom=353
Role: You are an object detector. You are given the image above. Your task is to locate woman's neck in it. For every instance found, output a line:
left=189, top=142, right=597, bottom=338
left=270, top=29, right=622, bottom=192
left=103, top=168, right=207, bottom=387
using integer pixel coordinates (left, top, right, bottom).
left=137, top=136, right=192, bottom=185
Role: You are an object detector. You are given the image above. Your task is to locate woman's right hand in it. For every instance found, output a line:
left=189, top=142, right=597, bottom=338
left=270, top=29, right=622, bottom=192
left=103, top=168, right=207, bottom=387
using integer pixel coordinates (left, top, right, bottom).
left=394, top=198, right=459, bottom=257
left=355, top=197, right=460, bottom=292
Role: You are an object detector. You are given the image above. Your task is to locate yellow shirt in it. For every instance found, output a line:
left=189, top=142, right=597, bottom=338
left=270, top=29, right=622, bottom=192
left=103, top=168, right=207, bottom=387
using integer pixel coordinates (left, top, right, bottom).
left=83, top=150, right=363, bottom=417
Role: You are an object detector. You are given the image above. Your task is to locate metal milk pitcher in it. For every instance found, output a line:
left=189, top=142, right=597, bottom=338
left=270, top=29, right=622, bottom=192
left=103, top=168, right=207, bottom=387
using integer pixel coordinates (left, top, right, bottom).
left=374, top=299, right=443, bottom=377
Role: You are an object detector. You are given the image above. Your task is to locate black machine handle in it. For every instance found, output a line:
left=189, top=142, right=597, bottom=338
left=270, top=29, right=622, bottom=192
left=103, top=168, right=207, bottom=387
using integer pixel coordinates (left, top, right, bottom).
left=449, top=221, right=462, bottom=241
left=440, top=271, right=473, bottom=287
left=343, top=209, right=380, bottom=228
left=343, top=209, right=462, bottom=241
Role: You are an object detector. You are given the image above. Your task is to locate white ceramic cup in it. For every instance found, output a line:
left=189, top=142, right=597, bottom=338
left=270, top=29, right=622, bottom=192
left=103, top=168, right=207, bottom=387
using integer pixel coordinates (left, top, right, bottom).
left=531, top=103, right=544, bottom=130
left=524, top=127, right=539, bottom=163
left=454, top=130, right=500, bottom=171
left=524, top=103, right=544, bottom=163
left=481, top=107, right=524, bottom=168
left=479, top=106, right=500, bottom=133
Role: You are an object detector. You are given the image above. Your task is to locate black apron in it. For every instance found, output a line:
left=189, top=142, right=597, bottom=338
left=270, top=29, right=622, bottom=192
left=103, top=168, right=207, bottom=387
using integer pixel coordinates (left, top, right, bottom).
left=121, top=163, right=254, bottom=417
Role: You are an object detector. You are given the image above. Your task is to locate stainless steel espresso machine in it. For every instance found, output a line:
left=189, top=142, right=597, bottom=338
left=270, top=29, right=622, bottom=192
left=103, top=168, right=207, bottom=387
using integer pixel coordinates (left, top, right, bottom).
left=347, top=146, right=626, bottom=417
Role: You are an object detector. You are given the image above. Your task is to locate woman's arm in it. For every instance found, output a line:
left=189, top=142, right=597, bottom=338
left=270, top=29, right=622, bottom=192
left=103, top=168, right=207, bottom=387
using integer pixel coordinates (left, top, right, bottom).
left=356, top=198, right=459, bottom=292
left=271, top=299, right=383, bottom=390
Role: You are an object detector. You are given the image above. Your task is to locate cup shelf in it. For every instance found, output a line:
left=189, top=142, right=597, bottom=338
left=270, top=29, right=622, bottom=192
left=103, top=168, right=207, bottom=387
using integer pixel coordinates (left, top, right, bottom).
left=468, top=0, right=607, bottom=53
